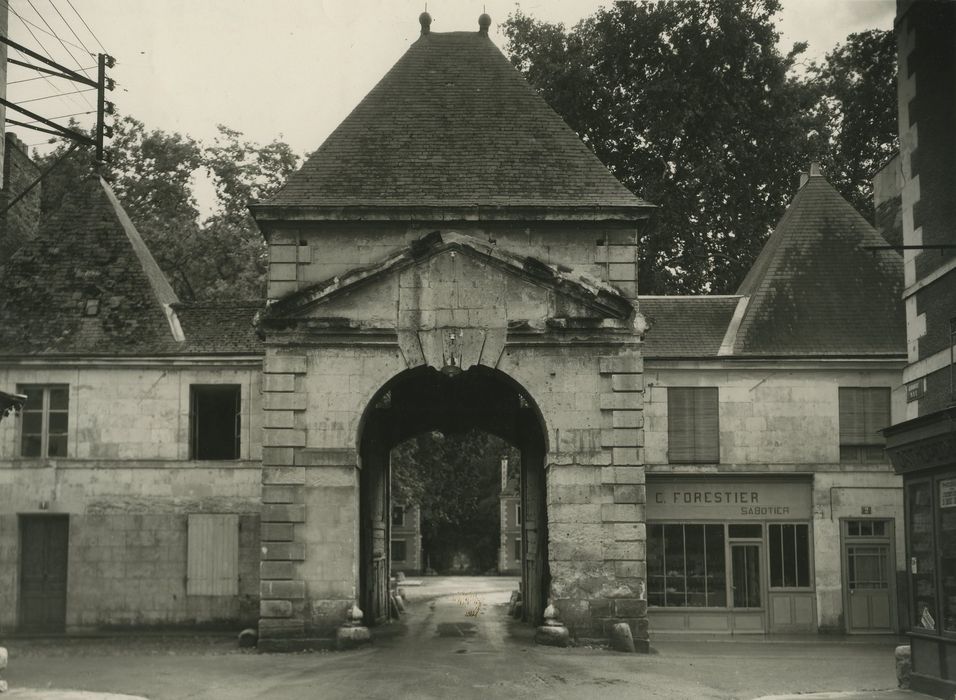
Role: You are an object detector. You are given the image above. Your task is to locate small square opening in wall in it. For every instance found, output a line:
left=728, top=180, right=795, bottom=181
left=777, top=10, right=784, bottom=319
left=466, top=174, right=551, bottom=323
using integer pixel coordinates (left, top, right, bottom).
left=190, top=385, right=241, bottom=460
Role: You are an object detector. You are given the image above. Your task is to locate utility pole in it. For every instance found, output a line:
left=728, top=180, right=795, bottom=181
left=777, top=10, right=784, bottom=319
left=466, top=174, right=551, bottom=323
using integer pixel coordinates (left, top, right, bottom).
left=0, top=0, right=8, bottom=189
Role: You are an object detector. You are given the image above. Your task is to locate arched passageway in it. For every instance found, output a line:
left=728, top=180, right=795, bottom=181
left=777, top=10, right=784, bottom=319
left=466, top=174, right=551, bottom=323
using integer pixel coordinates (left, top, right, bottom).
left=357, top=365, right=549, bottom=626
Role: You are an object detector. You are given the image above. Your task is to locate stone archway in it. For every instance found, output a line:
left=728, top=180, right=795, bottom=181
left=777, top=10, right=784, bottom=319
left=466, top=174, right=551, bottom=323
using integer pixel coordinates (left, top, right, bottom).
left=356, top=365, right=550, bottom=626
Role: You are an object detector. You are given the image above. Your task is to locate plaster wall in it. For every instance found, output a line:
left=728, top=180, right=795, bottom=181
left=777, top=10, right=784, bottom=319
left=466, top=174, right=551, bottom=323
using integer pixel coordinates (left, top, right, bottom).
left=0, top=363, right=263, bottom=631
left=643, top=365, right=905, bottom=466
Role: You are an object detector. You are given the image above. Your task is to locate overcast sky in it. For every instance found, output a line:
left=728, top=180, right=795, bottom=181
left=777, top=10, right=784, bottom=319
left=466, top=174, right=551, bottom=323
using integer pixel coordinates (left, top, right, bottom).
left=5, top=0, right=895, bottom=160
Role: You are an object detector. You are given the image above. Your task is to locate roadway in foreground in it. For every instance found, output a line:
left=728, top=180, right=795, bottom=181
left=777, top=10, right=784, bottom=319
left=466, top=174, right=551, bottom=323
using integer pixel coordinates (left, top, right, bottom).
left=2, top=575, right=930, bottom=700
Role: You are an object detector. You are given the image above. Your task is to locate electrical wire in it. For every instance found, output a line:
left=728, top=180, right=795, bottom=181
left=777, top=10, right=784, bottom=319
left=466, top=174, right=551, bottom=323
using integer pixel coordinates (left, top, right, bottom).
left=25, top=0, right=96, bottom=109
left=65, top=0, right=106, bottom=54
left=20, top=108, right=95, bottom=125
left=2, top=0, right=91, bottom=56
left=7, top=67, right=96, bottom=84
left=8, top=13, right=85, bottom=108
left=47, top=0, right=94, bottom=58
left=17, top=87, right=94, bottom=104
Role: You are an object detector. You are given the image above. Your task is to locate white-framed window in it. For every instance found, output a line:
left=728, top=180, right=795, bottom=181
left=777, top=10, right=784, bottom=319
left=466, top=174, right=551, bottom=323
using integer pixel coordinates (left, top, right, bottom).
left=392, top=505, right=406, bottom=527
left=18, top=384, right=69, bottom=458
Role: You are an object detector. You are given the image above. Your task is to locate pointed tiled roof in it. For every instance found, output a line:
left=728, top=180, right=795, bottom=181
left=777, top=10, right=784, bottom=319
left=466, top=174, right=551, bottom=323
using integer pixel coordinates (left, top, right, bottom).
left=731, top=173, right=905, bottom=356
left=0, top=177, right=183, bottom=355
left=257, top=29, right=651, bottom=217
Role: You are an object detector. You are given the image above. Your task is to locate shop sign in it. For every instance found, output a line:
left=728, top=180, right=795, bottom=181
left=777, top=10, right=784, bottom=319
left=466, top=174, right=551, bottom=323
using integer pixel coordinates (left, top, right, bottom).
left=646, top=480, right=812, bottom=520
left=940, top=478, right=956, bottom=508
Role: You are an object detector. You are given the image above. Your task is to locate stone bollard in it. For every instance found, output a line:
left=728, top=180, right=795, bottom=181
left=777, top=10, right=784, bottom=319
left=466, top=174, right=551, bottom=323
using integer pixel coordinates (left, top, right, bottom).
left=238, top=628, right=258, bottom=649
left=0, top=645, right=8, bottom=693
left=534, top=600, right=570, bottom=648
left=895, top=645, right=911, bottom=689
left=336, top=602, right=371, bottom=650
left=609, top=622, right=636, bottom=653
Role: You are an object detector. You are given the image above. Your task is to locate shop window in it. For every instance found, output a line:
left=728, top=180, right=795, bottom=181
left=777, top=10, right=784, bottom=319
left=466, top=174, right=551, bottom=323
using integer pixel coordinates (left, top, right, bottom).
left=392, top=505, right=406, bottom=527
left=514, top=538, right=522, bottom=562
left=391, top=539, right=407, bottom=562
left=667, top=387, right=719, bottom=463
left=647, top=523, right=726, bottom=607
left=769, top=523, right=810, bottom=588
left=908, top=481, right=937, bottom=631
left=939, top=478, right=956, bottom=632
left=190, top=385, right=241, bottom=460
left=838, top=387, right=890, bottom=463
left=18, top=384, right=69, bottom=458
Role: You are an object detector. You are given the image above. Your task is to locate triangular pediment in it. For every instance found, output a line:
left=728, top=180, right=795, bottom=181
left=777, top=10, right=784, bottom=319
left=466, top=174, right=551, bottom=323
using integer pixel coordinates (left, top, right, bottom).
left=260, top=232, right=637, bottom=371
left=264, top=232, right=633, bottom=325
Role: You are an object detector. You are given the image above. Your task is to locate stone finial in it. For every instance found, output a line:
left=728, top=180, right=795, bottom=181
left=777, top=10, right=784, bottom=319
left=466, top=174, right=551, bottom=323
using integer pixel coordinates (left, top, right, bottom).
left=542, top=601, right=560, bottom=626
left=420, top=11, right=432, bottom=34
left=535, top=599, right=570, bottom=647
left=809, top=161, right=823, bottom=177
left=478, top=13, right=492, bottom=34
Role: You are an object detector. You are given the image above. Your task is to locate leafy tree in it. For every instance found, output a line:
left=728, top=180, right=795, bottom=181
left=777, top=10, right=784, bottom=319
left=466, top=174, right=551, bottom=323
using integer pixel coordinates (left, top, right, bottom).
left=32, top=118, right=299, bottom=301
left=392, top=429, right=519, bottom=573
left=503, top=1, right=828, bottom=293
left=809, top=30, right=898, bottom=219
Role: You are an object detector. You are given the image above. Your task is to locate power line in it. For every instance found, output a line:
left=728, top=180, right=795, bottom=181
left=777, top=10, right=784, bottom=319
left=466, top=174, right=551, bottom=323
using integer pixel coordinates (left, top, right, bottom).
left=47, top=0, right=93, bottom=58
left=19, top=108, right=95, bottom=125
left=7, top=9, right=84, bottom=107
left=65, top=0, right=106, bottom=54
left=17, top=86, right=94, bottom=104
left=25, top=0, right=95, bottom=110
left=1, top=0, right=92, bottom=56
left=8, top=65, right=96, bottom=84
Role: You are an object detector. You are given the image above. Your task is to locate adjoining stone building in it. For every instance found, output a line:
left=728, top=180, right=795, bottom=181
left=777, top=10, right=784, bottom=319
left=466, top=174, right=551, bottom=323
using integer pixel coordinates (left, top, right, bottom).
left=881, top=0, right=956, bottom=696
left=0, top=13, right=911, bottom=650
left=641, top=167, right=907, bottom=634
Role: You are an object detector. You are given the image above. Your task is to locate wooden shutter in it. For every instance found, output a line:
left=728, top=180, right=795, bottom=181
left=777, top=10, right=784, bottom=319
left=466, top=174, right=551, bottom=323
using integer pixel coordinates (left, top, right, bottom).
left=187, top=514, right=239, bottom=595
left=840, top=387, right=890, bottom=445
left=668, top=387, right=719, bottom=462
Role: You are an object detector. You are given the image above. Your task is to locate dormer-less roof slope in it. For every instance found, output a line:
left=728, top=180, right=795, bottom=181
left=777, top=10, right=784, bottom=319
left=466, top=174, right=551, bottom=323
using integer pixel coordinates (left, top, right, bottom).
left=731, top=173, right=905, bottom=357
left=258, top=29, right=652, bottom=217
left=0, top=177, right=184, bottom=355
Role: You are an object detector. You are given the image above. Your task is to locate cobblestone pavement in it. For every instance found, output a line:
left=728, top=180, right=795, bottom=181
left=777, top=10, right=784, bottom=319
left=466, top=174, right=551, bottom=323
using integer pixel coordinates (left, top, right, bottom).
left=0, top=576, right=933, bottom=700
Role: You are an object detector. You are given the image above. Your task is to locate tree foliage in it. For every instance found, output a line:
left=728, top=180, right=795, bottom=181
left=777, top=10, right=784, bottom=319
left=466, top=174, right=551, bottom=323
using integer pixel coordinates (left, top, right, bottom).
left=808, top=30, right=899, bottom=219
left=33, top=117, right=299, bottom=301
left=392, top=430, right=519, bottom=573
left=503, top=2, right=896, bottom=294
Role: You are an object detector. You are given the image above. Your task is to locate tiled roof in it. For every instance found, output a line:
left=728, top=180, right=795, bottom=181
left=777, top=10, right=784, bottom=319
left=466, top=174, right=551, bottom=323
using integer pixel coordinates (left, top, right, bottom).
left=733, top=173, right=905, bottom=356
left=0, top=178, right=264, bottom=357
left=173, top=302, right=264, bottom=354
left=640, top=296, right=740, bottom=358
left=0, top=177, right=182, bottom=355
left=261, top=30, right=651, bottom=214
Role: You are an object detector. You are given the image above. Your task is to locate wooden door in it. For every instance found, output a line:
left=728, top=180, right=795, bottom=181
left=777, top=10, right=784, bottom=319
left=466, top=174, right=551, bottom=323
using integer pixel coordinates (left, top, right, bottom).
left=361, top=445, right=390, bottom=625
left=19, top=515, right=69, bottom=632
left=520, top=445, right=548, bottom=624
left=845, top=543, right=892, bottom=632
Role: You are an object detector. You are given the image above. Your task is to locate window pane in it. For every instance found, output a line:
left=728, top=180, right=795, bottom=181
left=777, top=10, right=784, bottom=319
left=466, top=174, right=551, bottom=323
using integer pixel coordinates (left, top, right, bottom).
left=22, top=411, right=43, bottom=434
left=20, top=387, right=42, bottom=409
left=705, top=524, right=726, bottom=607
left=48, top=387, right=68, bottom=410
left=770, top=524, right=783, bottom=587
left=908, top=482, right=936, bottom=630
left=513, top=539, right=521, bottom=562
left=685, top=525, right=707, bottom=607
left=863, top=445, right=885, bottom=463
left=47, top=434, right=68, bottom=457
left=848, top=521, right=860, bottom=537
left=795, top=524, right=810, bottom=587
left=391, top=540, right=407, bottom=562
left=21, top=433, right=42, bottom=457
left=647, top=524, right=664, bottom=607
left=940, top=483, right=956, bottom=632
left=48, top=412, right=68, bottom=434
left=663, top=524, right=686, bottom=606
left=728, top=524, right=761, bottom=538
left=840, top=445, right=862, bottom=463
left=872, top=521, right=886, bottom=537
left=732, top=544, right=761, bottom=608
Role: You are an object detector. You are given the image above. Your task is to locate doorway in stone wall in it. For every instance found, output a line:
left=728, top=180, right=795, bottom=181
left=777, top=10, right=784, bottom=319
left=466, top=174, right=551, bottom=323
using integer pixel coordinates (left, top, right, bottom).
left=357, top=365, right=549, bottom=627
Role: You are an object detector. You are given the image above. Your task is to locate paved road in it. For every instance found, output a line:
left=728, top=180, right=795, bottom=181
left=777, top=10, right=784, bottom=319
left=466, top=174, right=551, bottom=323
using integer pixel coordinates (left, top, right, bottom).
left=2, top=576, right=930, bottom=700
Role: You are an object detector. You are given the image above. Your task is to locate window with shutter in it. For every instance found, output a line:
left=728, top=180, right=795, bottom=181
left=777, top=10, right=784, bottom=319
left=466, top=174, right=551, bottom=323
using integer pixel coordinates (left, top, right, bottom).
left=667, top=387, right=719, bottom=463
left=839, top=387, right=890, bottom=463
left=190, top=385, right=241, bottom=460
